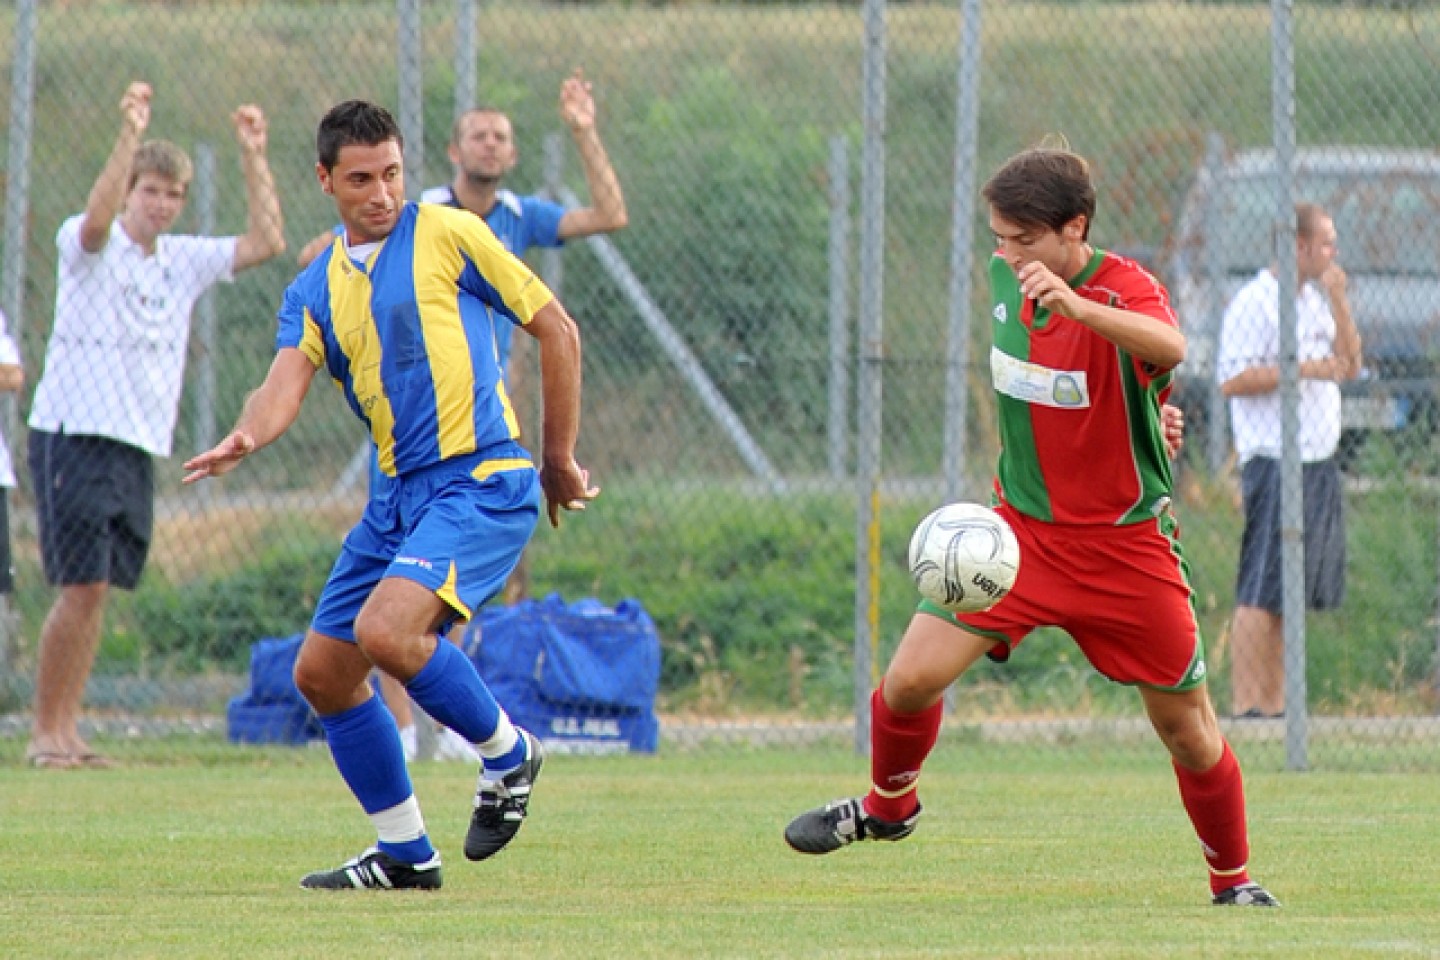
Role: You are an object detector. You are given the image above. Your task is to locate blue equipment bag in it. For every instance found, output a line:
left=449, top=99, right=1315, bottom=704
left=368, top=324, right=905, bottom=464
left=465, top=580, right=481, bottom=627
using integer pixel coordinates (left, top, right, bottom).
left=464, top=594, right=661, bottom=754
left=226, top=634, right=323, bottom=745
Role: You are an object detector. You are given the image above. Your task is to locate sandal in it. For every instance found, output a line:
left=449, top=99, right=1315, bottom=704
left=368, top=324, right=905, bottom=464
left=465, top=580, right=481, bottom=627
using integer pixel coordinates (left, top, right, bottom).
left=26, top=751, right=82, bottom=770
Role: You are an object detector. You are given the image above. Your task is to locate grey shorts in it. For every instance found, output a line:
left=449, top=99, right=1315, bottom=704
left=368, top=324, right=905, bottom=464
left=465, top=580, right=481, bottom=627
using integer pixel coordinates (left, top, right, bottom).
left=29, top=429, right=154, bottom=590
left=1235, top=456, right=1345, bottom=614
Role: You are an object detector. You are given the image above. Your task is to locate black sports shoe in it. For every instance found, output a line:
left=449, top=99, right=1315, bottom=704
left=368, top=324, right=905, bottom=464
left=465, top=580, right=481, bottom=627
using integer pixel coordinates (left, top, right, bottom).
left=464, top=729, right=544, bottom=861
left=1213, top=882, right=1281, bottom=906
left=299, top=847, right=442, bottom=891
left=784, top=796, right=921, bottom=854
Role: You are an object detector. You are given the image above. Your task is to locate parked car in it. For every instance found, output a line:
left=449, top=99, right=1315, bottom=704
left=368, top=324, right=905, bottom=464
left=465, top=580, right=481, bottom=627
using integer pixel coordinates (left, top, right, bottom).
left=1163, top=145, right=1440, bottom=472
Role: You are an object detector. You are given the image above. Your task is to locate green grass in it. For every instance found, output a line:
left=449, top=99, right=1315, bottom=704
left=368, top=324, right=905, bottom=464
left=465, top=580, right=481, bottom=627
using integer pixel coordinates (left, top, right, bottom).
left=1, top=744, right=1438, bottom=959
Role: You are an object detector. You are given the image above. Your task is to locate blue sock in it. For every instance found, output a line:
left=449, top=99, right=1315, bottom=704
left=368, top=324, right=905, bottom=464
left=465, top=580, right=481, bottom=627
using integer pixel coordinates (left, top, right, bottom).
left=319, top=696, right=435, bottom=864
left=405, top=640, right=502, bottom=745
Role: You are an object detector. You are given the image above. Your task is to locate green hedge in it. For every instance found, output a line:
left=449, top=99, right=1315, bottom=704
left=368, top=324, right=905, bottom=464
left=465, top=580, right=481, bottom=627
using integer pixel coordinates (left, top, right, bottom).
left=89, top=482, right=1439, bottom=715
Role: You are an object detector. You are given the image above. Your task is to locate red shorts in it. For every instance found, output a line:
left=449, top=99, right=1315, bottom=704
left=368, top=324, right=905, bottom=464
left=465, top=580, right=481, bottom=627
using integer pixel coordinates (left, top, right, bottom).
left=922, top=501, right=1208, bottom=691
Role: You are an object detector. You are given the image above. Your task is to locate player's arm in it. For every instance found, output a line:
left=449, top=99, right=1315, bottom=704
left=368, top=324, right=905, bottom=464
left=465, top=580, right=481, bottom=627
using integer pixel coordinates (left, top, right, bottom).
left=447, top=209, right=597, bottom=522
left=522, top=299, right=599, bottom=527
left=556, top=69, right=628, bottom=240
left=1018, top=260, right=1185, bottom=368
left=79, top=81, right=151, bottom=253
left=183, top=347, right=316, bottom=483
left=231, top=105, right=287, bottom=272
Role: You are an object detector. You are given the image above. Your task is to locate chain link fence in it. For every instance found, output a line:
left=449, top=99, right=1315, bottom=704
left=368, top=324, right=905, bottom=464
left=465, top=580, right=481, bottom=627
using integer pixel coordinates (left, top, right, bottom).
left=0, top=0, right=1436, bottom=769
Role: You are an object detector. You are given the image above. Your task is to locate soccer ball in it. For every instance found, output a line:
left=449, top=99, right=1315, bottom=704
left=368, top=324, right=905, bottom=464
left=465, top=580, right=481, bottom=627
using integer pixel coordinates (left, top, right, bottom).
left=907, top=502, right=1021, bottom=613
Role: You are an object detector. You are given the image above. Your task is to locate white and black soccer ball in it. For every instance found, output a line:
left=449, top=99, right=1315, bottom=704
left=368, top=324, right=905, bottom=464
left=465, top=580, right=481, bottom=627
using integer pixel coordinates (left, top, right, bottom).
left=907, top=502, right=1021, bottom=614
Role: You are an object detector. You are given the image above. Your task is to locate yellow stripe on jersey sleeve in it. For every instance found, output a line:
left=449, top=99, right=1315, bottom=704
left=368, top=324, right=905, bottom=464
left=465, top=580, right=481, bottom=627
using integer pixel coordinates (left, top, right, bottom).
left=298, top=307, right=326, bottom=368
left=442, top=206, right=556, bottom=324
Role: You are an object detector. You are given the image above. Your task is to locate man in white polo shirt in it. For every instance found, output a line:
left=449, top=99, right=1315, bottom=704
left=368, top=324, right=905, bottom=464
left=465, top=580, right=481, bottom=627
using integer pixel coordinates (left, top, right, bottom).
left=1216, top=201, right=1360, bottom=720
left=24, top=80, right=286, bottom=769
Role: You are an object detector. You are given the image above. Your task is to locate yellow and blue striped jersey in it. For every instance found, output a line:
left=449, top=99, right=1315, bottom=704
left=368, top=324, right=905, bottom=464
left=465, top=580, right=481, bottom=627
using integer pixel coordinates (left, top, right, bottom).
left=277, top=202, right=554, bottom=477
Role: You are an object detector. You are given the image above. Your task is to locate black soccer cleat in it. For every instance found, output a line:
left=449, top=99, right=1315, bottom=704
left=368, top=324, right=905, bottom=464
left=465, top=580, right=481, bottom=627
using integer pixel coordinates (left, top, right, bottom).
left=784, top=796, right=921, bottom=854
left=1213, top=882, right=1281, bottom=907
left=299, top=847, right=442, bottom=891
left=464, top=729, right=544, bottom=861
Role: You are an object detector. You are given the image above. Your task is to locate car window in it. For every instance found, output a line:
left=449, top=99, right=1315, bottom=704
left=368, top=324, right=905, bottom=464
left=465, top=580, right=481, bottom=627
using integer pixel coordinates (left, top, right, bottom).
left=1217, top=171, right=1440, bottom=278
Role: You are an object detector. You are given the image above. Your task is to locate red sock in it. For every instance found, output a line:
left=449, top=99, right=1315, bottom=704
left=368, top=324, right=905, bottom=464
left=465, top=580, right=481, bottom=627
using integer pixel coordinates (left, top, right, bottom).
left=864, top=683, right=943, bottom=823
left=1173, top=741, right=1252, bottom=894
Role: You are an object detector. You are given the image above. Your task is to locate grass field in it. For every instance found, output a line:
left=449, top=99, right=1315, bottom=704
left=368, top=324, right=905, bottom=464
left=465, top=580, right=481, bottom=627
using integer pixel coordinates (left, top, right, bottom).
left=3, top=743, right=1438, bottom=959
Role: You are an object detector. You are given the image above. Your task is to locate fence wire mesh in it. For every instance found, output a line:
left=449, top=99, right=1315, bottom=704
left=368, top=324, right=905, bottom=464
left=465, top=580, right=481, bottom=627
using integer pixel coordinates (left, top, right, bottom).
left=0, top=0, right=1436, bottom=770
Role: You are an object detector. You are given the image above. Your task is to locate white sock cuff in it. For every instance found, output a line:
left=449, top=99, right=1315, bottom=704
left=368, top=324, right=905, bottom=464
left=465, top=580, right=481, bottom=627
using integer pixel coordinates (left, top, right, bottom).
left=370, top=795, right=427, bottom=843
left=477, top=713, right=519, bottom=760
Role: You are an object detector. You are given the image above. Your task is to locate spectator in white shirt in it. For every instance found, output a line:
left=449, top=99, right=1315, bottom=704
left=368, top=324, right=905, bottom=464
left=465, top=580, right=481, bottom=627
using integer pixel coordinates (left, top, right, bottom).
left=24, top=81, right=285, bottom=769
left=1215, top=202, right=1360, bottom=719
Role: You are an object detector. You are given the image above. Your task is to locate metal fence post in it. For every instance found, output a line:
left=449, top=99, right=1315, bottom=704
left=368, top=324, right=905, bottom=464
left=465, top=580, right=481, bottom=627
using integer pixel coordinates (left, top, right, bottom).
left=943, top=0, right=982, bottom=503
left=453, top=0, right=477, bottom=126
left=853, top=0, right=887, bottom=756
left=192, top=144, right=218, bottom=458
left=1271, top=0, right=1308, bottom=772
left=0, top=0, right=39, bottom=677
left=827, top=136, right=851, bottom=480
left=398, top=0, right=425, bottom=200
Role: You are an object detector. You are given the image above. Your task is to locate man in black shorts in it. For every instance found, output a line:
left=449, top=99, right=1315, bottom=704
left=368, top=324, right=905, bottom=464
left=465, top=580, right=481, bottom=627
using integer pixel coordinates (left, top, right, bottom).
left=1215, top=202, right=1359, bottom=718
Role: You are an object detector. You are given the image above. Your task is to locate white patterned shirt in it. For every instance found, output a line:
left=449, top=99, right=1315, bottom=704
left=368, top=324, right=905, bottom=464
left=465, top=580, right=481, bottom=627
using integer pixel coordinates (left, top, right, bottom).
left=28, top=216, right=236, bottom=457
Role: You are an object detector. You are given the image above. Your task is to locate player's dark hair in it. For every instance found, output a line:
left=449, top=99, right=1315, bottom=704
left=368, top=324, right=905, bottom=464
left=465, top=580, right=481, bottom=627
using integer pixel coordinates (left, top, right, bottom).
left=316, top=100, right=403, bottom=171
left=982, top=146, right=1097, bottom=240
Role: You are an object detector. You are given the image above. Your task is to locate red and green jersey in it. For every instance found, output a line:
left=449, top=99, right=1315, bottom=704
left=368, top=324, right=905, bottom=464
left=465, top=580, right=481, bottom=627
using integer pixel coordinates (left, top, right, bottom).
left=987, top=249, right=1177, bottom=526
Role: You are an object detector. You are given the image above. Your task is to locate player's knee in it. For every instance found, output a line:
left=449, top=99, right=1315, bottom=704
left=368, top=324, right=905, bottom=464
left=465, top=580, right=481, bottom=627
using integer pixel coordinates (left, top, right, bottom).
left=353, top=610, right=403, bottom=663
left=1155, top=715, right=1223, bottom=769
left=881, top=668, right=948, bottom=713
left=292, top=655, right=333, bottom=708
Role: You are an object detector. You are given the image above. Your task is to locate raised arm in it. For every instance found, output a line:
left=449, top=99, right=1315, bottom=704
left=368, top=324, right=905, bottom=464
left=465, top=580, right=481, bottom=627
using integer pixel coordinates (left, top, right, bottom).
left=182, top=348, right=315, bottom=482
left=79, top=81, right=152, bottom=253
left=523, top=299, right=599, bottom=525
left=555, top=69, right=628, bottom=240
left=231, top=105, right=287, bottom=272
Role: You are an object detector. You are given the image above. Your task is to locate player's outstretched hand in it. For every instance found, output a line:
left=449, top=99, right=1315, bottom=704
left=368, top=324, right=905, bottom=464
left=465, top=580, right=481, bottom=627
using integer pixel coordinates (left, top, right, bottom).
left=183, top=430, right=256, bottom=484
left=539, top=458, right=600, bottom=528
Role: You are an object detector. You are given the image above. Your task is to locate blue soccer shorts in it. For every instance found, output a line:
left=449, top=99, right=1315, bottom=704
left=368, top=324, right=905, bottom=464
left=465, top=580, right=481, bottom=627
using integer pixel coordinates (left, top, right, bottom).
left=311, top=442, right=540, bottom=642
